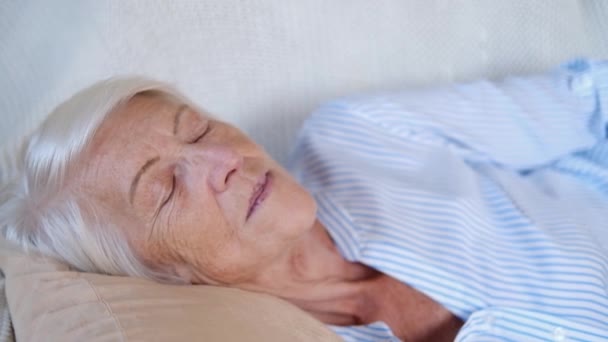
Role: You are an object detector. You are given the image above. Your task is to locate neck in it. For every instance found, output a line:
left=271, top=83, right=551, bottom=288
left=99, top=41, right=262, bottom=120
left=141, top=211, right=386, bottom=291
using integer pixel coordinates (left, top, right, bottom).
left=235, top=219, right=376, bottom=320
left=233, top=220, right=463, bottom=338
left=288, top=219, right=372, bottom=283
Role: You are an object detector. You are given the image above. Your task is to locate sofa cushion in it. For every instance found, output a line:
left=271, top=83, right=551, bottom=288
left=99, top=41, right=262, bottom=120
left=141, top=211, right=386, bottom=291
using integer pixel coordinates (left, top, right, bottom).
left=1, top=1, right=606, bottom=165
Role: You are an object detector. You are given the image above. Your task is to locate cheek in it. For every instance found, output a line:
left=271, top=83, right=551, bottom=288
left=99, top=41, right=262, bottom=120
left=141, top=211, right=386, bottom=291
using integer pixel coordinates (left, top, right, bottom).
left=176, top=180, right=230, bottom=236
left=134, top=199, right=225, bottom=268
left=192, top=236, right=259, bottom=284
left=173, top=202, right=243, bottom=266
left=176, top=205, right=231, bottom=252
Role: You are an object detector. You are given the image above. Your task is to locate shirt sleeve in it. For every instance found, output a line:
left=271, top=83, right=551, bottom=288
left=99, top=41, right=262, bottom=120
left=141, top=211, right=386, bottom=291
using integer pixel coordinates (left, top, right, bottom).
left=455, top=308, right=608, bottom=342
left=318, top=59, right=608, bottom=171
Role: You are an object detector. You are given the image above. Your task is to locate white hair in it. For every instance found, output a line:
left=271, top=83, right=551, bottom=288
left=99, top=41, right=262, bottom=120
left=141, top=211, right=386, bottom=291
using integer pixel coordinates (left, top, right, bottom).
left=0, top=77, right=195, bottom=283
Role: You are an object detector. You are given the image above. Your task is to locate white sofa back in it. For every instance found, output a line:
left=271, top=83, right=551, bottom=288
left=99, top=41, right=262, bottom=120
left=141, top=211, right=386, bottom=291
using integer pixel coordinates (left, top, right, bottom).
left=1, top=0, right=607, bottom=164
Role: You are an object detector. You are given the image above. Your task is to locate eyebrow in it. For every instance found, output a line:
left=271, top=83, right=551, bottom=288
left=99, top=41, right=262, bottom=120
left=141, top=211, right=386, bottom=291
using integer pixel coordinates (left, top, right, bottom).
left=129, top=156, right=160, bottom=205
left=129, top=104, right=188, bottom=205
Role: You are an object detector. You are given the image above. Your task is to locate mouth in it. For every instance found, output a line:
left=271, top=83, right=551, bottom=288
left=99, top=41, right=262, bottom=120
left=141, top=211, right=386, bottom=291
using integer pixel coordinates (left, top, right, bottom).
left=246, top=171, right=272, bottom=220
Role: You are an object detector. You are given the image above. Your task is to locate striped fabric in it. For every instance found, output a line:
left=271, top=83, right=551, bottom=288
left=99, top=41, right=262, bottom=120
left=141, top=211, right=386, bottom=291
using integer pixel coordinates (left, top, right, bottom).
left=288, top=59, right=608, bottom=342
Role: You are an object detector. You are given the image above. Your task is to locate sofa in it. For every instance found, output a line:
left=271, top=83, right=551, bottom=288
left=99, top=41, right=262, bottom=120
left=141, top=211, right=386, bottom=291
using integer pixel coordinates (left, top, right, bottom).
left=0, top=1, right=606, bottom=341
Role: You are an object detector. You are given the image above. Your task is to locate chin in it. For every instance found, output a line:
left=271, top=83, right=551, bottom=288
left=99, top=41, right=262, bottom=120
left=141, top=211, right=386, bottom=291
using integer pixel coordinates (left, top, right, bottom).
left=289, top=189, right=317, bottom=234
left=271, top=169, right=317, bottom=234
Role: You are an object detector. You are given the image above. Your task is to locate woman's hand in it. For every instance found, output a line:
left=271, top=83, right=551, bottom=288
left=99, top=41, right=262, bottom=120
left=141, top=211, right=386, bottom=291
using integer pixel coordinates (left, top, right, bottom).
left=288, top=271, right=463, bottom=341
left=359, top=274, right=463, bottom=342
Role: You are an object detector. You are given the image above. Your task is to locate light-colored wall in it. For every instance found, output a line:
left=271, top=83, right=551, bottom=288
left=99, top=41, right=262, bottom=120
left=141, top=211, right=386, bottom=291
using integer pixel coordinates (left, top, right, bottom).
left=1, top=0, right=606, bottom=165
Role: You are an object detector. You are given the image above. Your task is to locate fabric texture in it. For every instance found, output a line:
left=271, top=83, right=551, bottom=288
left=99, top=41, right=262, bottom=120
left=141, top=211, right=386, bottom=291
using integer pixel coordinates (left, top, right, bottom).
left=0, top=240, right=341, bottom=342
left=0, top=277, right=12, bottom=342
left=288, top=59, right=608, bottom=341
left=0, top=1, right=607, bottom=165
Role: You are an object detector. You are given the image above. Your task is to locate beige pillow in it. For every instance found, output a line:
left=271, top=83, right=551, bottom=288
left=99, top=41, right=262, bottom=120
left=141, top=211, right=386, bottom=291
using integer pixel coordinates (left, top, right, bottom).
left=0, top=245, right=340, bottom=342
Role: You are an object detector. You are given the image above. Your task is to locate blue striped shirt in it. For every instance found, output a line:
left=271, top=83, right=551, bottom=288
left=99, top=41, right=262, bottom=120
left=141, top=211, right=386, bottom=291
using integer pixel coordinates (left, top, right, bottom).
left=288, top=59, right=608, bottom=342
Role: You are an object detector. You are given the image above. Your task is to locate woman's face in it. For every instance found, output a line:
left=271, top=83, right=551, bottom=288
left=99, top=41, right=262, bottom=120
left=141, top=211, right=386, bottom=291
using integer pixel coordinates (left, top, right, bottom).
left=76, top=94, right=317, bottom=284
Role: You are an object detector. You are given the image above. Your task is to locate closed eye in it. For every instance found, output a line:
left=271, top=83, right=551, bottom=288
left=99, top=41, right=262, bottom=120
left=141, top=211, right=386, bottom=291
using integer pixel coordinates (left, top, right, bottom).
left=161, top=174, right=176, bottom=209
left=192, top=123, right=211, bottom=143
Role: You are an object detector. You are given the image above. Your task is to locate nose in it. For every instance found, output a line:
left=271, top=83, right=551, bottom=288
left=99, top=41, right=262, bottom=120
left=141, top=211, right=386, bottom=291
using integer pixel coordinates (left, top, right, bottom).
left=189, top=143, right=243, bottom=193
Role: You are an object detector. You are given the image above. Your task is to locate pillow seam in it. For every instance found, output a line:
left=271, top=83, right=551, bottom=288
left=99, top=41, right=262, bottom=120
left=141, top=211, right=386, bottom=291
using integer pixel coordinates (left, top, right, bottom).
left=81, top=276, right=128, bottom=341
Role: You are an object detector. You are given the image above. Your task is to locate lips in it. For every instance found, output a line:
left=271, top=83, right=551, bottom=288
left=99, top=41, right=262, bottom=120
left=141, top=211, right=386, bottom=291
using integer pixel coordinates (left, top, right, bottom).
left=246, top=171, right=271, bottom=220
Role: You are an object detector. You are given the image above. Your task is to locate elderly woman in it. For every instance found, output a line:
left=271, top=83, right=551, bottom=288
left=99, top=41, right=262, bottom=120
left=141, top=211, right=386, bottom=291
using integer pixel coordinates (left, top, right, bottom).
left=1, top=59, right=608, bottom=342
